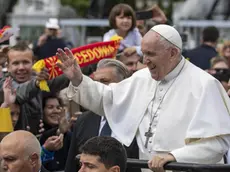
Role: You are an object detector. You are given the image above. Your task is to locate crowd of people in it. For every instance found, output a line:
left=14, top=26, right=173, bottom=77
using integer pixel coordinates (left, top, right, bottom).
left=0, top=2, right=230, bottom=172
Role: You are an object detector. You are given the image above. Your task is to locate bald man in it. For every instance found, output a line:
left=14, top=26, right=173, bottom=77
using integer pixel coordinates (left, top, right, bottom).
left=0, top=130, right=42, bottom=172
left=56, top=25, right=230, bottom=172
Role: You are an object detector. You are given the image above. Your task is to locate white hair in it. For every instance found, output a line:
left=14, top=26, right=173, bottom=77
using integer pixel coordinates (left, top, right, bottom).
left=97, top=59, right=130, bottom=80
left=159, top=35, right=182, bottom=56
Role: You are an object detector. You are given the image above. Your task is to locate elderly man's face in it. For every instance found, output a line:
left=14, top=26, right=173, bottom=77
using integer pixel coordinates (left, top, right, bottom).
left=141, top=31, right=178, bottom=80
left=92, top=67, right=121, bottom=84
left=0, top=141, right=33, bottom=172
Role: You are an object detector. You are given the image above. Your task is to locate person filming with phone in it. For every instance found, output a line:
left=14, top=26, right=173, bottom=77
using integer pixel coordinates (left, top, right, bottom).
left=33, top=18, right=67, bottom=60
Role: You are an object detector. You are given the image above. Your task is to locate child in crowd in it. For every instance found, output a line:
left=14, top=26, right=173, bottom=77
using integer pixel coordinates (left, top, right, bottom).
left=103, top=3, right=142, bottom=56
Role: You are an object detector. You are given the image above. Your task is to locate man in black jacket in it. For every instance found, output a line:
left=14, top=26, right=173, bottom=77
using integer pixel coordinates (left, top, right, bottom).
left=65, top=59, right=140, bottom=172
left=0, top=42, right=69, bottom=135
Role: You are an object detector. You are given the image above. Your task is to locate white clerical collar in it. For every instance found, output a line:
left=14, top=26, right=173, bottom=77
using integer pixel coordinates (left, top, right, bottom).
left=162, top=56, right=185, bottom=82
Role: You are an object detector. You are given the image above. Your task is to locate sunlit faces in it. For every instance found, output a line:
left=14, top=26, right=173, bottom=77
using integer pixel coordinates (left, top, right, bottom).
left=7, top=50, right=33, bottom=83
left=115, top=12, right=132, bottom=33
left=43, top=98, right=62, bottom=127
left=141, top=32, right=179, bottom=80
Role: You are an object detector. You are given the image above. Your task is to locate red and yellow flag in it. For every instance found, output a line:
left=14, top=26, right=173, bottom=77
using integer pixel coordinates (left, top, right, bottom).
left=0, top=26, right=16, bottom=43
left=33, top=36, right=122, bottom=91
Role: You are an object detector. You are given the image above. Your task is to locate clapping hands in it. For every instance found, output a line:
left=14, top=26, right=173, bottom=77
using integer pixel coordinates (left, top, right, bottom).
left=1, top=77, right=16, bottom=108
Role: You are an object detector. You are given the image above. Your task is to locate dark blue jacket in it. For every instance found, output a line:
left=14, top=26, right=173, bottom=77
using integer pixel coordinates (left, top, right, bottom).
left=183, top=44, right=217, bottom=70
left=33, top=36, right=67, bottom=60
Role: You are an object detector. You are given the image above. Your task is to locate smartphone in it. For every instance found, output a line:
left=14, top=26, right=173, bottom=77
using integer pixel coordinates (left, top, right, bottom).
left=136, top=10, right=152, bottom=20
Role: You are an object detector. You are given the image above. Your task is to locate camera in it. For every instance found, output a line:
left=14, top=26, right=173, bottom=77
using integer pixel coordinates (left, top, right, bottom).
left=212, top=69, right=230, bottom=83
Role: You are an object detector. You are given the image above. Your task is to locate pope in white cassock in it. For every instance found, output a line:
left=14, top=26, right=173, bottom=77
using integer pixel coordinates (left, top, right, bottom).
left=56, top=25, right=230, bottom=172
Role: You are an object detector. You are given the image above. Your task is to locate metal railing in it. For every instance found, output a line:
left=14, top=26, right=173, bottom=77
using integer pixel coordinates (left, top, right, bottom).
left=7, top=16, right=110, bottom=46
left=127, top=158, right=230, bottom=172
left=76, top=155, right=230, bottom=172
left=8, top=15, right=230, bottom=48
left=177, top=20, right=230, bottom=48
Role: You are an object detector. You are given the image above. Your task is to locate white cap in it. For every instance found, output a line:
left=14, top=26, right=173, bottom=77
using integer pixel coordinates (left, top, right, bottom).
left=151, top=24, right=182, bottom=49
left=45, top=18, right=60, bottom=29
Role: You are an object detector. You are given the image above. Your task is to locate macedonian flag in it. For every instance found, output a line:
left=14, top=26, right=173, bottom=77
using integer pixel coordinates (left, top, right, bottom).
left=33, top=35, right=122, bottom=91
left=0, top=26, right=16, bottom=43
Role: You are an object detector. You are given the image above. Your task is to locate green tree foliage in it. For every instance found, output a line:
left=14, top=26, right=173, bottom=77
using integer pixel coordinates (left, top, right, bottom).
left=157, top=0, right=184, bottom=21
left=60, top=0, right=137, bottom=17
left=60, top=0, right=183, bottom=19
left=60, top=0, right=90, bottom=17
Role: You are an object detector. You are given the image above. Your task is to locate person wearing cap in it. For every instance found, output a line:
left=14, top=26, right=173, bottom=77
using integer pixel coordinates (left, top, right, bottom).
left=56, top=24, right=230, bottom=171
left=33, top=18, right=67, bottom=60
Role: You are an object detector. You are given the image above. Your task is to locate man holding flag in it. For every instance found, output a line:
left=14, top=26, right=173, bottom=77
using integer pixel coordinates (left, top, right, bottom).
left=0, top=42, right=69, bottom=135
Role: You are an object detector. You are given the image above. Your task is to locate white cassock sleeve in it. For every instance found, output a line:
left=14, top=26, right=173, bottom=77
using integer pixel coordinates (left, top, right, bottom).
left=171, top=135, right=230, bottom=164
left=67, top=71, right=154, bottom=146
left=67, top=75, right=111, bottom=116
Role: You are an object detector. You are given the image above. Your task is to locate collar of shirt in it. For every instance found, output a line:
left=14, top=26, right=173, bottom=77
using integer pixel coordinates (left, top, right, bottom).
left=101, top=116, right=106, bottom=121
left=201, top=44, right=217, bottom=53
left=163, top=56, right=185, bottom=82
left=99, top=116, right=107, bottom=135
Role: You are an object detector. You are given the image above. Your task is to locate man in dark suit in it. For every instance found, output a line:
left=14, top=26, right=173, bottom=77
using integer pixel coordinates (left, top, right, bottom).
left=41, top=165, right=50, bottom=172
left=65, top=59, right=140, bottom=172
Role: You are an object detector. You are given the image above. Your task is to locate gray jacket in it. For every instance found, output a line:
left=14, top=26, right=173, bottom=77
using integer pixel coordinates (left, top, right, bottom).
left=0, top=75, right=70, bottom=135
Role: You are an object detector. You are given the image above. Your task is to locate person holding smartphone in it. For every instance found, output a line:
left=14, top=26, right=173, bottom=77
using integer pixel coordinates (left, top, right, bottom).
left=33, top=18, right=67, bottom=60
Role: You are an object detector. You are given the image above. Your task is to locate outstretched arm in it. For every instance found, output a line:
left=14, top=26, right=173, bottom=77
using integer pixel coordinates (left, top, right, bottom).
left=56, top=48, right=112, bottom=116
left=67, top=75, right=109, bottom=116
